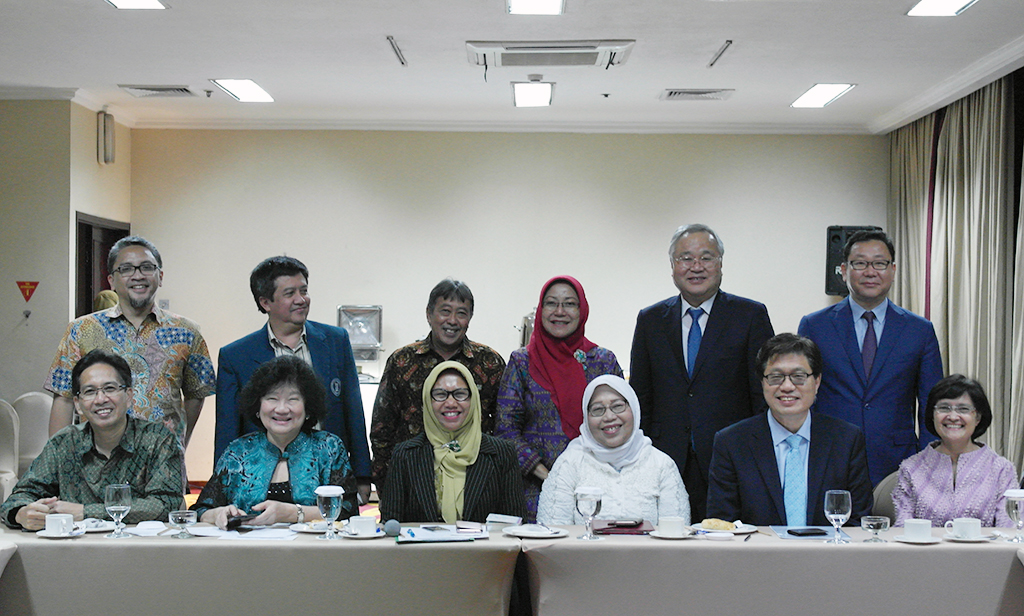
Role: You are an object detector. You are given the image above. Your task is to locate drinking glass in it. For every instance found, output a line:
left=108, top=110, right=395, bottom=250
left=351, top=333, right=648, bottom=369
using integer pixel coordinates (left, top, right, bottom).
left=575, top=487, right=604, bottom=541
left=861, top=515, right=889, bottom=543
left=104, top=484, right=132, bottom=539
left=168, top=510, right=197, bottom=539
left=823, top=490, right=852, bottom=544
left=317, top=494, right=343, bottom=540
left=1005, top=489, right=1024, bottom=543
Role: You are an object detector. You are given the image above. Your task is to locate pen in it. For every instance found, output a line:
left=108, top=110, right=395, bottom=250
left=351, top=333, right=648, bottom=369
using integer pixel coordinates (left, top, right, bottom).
left=744, top=533, right=752, bottom=542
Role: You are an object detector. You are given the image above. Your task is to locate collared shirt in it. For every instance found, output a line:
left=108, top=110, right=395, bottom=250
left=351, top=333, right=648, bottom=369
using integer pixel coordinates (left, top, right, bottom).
left=369, top=334, right=506, bottom=485
left=1, top=416, right=185, bottom=528
left=767, top=411, right=812, bottom=489
left=45, top=304, right=217, bottom=445
left=680, top=293, right=717, bottom=368
left=267, top=322, right=313, bottom=365
left=849, top=298, right=888, bottom=351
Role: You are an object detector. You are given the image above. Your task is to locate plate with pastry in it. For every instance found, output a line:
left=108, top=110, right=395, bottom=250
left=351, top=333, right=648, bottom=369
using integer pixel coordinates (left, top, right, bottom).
left=692, top=518, right=758, bottom=535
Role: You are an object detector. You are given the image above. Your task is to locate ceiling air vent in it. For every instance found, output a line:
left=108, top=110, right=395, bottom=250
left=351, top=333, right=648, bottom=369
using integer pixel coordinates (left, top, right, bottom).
left=466, top=40, right=635, bottom=68
left=119, top=85, right=197, bottom=98
left=660, top=89, right=735, bottom=101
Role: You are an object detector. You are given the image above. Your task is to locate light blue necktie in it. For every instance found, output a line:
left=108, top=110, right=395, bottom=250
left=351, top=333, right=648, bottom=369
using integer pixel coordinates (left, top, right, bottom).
left=783, top=434, right=807, bottom=526
left=686, top=307, right=703, bottom=377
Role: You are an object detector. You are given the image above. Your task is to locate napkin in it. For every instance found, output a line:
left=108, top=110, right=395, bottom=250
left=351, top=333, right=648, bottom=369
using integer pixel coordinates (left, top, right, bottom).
left=127, top=521, right=167, bottom=536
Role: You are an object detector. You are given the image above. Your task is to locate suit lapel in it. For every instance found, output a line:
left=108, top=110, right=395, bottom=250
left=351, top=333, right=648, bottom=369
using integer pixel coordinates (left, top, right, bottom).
left=462, top=438, right=494, bottom=520
left=870, top=303, right=906, bottom=385
left=805, top=415, right=834, bottom=522
left=828, top=299, right=868, bottom=386
left=249, top=324, right=276, bottom=367
left=664, top=296, right=687, bottom=380
left=411, top=438, right=442, bottom=521
left=751, top=416, right=786, bottom=520
left=692, top=291, right=728, bottom=381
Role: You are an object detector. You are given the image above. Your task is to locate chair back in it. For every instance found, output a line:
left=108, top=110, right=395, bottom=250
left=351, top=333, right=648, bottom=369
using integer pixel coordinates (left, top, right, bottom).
left=871, top=470, right=899, bottom=521
left=13, top=392, right=51, bottom=478
left=0, top=400, right=20, bottom=501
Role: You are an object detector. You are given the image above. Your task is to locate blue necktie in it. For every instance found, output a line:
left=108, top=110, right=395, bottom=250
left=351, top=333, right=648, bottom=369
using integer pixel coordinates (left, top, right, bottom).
left=862, top=311, right=877, bottom=378
left=686, top=307, right=703, bottom=377
left=783, top=434, right=807, bottom=526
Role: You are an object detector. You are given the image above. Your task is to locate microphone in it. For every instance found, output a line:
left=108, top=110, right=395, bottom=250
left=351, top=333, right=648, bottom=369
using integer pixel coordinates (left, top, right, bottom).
left=383, top=519, right=401, bottom=537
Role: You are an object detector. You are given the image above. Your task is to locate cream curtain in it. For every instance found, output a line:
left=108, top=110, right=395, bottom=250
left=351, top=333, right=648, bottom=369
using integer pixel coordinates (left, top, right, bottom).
left=889, top=113, right=936, bottom=315
left=1010, top=125, right=1024, bottom=471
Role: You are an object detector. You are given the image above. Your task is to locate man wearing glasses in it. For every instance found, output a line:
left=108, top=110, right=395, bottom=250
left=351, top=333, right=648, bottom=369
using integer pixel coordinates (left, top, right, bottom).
left=3, top=350, right=184, bottom=530
left=45, top=236, right=216, bottom=450
left=706, top=334, right=872, bottom=526
left=630, top=224, right=774, bottom=521
left=799, top=230, right=943, bottom=486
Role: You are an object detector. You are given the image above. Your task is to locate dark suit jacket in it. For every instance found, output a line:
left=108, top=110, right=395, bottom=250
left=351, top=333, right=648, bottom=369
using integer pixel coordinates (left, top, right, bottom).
left=379, top=433, right=527, bottom=523
left=630, top=291, right=774, bottom=481
left=798, top=298, right=943, bottom=485
left=706, top=412, right=873, bottom=526
left=214, top=321, right=371, bottom=478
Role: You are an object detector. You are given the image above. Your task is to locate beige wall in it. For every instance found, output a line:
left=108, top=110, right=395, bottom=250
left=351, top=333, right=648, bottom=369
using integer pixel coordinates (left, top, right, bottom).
left=129, top=129, right=889, bottom=477
left=70, top=104, right=131, bottom=225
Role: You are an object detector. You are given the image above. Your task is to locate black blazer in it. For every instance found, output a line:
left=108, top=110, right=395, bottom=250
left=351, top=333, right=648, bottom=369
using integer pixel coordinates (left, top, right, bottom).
left=630, top=291, right=774, bottom=481
left=706, top=411, right=873, bottom=526
left=379, top=433, right=527, bottom=523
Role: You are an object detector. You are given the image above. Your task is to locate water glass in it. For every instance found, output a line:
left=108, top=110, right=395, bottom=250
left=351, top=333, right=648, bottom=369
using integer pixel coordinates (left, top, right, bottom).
left=104, top=484, right=132, bottom=539
left=823, top=490, right=851, bottom=544
left=861, top=515, right=889, bottom=542
left=575, top=486, right=604, bottom=541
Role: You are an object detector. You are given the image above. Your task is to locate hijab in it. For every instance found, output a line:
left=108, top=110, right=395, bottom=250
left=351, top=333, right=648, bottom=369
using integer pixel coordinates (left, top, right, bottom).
left=421, top=361, right=482, bottom=523
left=526, top=275, right=597, bottom=439
left=569, top=374, right=651, bottom=471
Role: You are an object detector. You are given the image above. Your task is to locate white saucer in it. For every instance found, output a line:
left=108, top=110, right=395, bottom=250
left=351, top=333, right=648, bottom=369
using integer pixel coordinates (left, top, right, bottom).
left=943, top=533, right=993, bottom=543
left=502, top=525, right=569, bottom=539
left=650, top=530, right=694, bottom=540
left=36, top=528, right=86, bottom=539
left=289, top=522, right=338, bottom=534
left=339, top=529, right=385, bottom=540
left=894, top=534, right=941, bottom=544
left=691, top=523, right=757, bottom=535
left=77, top=520, right=116, bottom=533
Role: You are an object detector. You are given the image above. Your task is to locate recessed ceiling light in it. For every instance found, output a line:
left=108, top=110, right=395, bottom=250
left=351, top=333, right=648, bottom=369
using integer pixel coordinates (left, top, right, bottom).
left=791, top=83, right=855, bottom=108
left=512, top=79, right=553, bottom=107
left=105, top=0, right=166, bottom=9
left=507, top=0, right=564, bottom=15
left=908, top=0, right=979, bottom=16
left=210, top=79, right=274, bottom=103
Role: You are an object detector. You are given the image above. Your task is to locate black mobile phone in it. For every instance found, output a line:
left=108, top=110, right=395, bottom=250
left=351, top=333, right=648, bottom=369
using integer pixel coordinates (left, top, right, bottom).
left=787, top=527, right=828, bottom=537
left=611, top=519, right=643, bottom=528
left=226, top=514, right=256, bottom=530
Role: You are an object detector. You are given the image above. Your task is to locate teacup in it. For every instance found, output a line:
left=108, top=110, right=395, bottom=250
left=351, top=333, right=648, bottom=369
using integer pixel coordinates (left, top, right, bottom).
left=658, top=516, right=687, bottom=537
left=944, top=517, right=982, bottom=539
left=348, top=515, right=377, bottom=536
left=903, top=518, right=933, bottom=541
left=45, top=513, right=75, bottom=536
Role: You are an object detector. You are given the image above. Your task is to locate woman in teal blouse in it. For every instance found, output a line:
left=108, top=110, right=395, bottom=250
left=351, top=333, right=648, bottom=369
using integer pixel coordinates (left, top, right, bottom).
left=193, top=356, right=357, bottom=528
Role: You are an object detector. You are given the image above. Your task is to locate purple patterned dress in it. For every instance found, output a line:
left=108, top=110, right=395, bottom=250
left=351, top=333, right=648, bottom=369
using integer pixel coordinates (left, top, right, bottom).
left=494, top=346, right=623, bottom=521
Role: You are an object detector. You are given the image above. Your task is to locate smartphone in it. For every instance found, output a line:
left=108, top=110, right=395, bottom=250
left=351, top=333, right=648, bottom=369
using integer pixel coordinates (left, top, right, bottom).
left=226, top=514, right=257, bottom=530
left=787, top=527, right=828, bottom=536
left=610, top=519, right=643, bottom=528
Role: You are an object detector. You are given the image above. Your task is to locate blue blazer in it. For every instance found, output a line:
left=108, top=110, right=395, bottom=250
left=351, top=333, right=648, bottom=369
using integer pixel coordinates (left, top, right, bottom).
left=630, top=291, right=774, bottom=481
left=214, top=321, right=371, bottom=478
left=798, top=298, right=943, bottom=486
left=706, top=412, right=873, bottom=526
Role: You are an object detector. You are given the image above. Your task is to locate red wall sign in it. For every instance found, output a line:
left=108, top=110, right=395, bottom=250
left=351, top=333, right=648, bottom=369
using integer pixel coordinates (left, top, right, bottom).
left=17, top=281, right=39, bottom=302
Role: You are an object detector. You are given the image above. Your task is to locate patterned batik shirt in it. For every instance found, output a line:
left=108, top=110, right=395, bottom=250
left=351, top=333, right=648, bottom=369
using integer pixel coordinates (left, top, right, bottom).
left=44, top=304, right=217, bottom=444
left=369, top=334, right=506, bottom=488
left=1, top=416, right=185, bottom=528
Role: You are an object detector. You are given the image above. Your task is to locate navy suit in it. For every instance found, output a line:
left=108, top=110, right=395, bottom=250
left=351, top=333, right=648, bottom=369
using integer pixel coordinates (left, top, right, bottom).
left=706, top=412, right=873, bottom=526
left=630, top=290, right=773, bottom=519
left=798, top=298, right=943, bottom=485
left=214, top=321, right=371, bottom=478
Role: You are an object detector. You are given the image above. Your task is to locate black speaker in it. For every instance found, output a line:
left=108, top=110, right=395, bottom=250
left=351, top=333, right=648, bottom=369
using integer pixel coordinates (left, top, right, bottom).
left=826, top=225, right=883, bottom=296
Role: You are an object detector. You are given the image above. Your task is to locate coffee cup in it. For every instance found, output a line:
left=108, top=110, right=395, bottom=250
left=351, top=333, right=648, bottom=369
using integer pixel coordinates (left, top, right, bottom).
left=348, top=515, right=377, bottom=536
left=45, top=513, right=75, bottom=536
left=944, top=517, right=982, bottom=539
left=658, top=516, right=687, bottom=537
left=903, top=518, right=933, bottom=541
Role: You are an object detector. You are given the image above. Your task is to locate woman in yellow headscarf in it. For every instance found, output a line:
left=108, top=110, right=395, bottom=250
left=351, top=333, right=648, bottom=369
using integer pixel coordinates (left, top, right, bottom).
left=380, top=361, right=526, bottom=523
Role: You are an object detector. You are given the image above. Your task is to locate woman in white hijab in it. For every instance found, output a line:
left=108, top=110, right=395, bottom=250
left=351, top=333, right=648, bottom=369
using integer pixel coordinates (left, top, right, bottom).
left=537, top=375, right=689, bottom=525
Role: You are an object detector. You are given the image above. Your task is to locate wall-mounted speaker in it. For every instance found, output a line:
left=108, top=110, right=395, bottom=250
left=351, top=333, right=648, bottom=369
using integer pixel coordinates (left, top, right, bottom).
left=97, top=111, right=115, bottom=165
left=826, top=225, right=883, bottom=296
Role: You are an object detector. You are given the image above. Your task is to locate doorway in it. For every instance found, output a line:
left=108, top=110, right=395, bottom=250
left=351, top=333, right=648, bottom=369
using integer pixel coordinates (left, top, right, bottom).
left=76, top=213, right=129, bottom=318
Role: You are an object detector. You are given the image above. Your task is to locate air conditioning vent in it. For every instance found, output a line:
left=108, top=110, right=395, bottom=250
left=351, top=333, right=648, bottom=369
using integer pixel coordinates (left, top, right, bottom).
left=119, top=85, right=197, bottom=98
left=466, top=40, right=635, bottom=68
left=660, top=89, right=735, bottom=101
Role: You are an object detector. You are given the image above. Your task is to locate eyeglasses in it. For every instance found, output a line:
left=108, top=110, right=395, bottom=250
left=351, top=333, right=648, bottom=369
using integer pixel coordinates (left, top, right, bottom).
left=431, top=388, right=471, bottom=402
left=763, top=372, right=813, bottom=386
left=542, top=300, right=580, bottom=312
left=672, top=255, right=722, bottom=269
left=847, top=260, right=892, bottom=271
left=587, top=401, right=629, bottom=417
left=76, top=384, right=127, bottom=401
left=934, top=404, right=976, bottom=416
left=113, top=263, right=160, bottom=277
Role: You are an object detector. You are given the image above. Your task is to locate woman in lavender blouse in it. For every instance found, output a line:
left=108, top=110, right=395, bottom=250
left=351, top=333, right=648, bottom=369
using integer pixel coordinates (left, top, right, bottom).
left=893, top=374, right=1017, bottom=527
left=494, top=276, right=623, bottom=521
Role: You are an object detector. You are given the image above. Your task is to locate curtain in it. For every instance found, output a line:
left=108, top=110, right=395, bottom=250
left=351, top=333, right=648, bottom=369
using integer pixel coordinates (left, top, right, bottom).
left=889, top=113, right=936, bottom=317
left=1010, top=123, right=1024, bottom=471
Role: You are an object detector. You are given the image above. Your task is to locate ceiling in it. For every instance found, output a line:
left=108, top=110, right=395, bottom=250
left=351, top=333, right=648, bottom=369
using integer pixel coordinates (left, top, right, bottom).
left=2, top=0, right=1024, bottom=134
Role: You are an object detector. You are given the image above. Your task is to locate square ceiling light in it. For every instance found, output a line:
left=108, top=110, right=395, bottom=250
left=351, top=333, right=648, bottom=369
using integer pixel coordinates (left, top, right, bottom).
left=908, top=0, right=980, bottom=16
left=211, top=79, right=274, bottom=102
left=512, top=81, right=553, bottom=107
left=507, top=0, right=564, bottom=15
left=791, top=84, right=855, bottom=108
left=105, top=0, right=166, bottom=8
